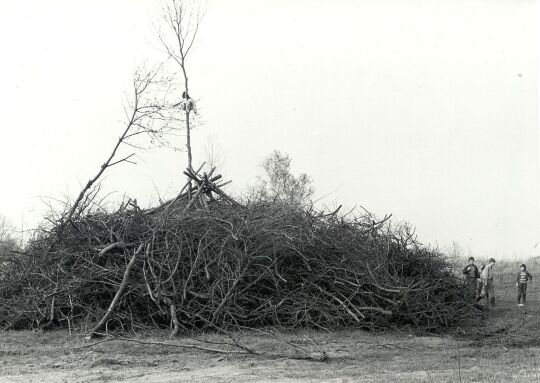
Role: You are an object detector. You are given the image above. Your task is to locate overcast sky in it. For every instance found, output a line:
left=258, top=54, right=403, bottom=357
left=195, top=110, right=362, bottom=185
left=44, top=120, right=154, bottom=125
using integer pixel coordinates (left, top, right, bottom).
left=0, top=0, right=538, bottom=259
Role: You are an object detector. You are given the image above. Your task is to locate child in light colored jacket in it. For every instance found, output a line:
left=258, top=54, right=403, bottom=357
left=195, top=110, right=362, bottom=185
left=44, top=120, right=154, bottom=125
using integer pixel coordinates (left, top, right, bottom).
left=476, top=258, right=496, bottom=306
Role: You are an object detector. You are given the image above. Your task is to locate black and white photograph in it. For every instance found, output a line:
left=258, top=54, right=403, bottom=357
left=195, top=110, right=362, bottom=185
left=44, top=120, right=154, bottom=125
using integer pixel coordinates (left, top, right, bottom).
left=0, top=0, right=538, bottom=381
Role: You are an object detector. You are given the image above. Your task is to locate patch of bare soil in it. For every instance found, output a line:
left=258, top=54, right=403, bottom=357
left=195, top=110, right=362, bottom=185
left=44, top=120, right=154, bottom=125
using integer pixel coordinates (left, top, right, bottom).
left=2, top=290, right=540, bottom=382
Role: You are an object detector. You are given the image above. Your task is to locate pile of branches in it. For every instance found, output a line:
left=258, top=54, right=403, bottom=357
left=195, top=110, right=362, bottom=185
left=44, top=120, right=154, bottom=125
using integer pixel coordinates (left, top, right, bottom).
left=0, top=198, right=475, bottom=335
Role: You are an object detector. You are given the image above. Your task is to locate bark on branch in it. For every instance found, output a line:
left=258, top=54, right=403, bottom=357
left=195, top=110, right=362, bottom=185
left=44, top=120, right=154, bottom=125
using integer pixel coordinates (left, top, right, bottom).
left=88, top=243, right=145, bottom=339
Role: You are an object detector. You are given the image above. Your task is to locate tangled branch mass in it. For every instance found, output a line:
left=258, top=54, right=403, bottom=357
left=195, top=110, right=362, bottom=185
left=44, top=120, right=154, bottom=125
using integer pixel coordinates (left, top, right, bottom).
left=0, top=192, right=474, bottom=335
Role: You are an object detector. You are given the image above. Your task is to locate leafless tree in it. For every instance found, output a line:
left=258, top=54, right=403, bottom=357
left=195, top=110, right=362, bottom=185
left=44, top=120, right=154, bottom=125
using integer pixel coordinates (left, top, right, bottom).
left=59, top=67, right=178, bottom=235
left=0, top=215, right=18, bottom=253
left=203, top=134, right=225, bottom=171
left=58, top=0, right=205, bottom=236
left=158, top=0, right=204, bottom=172
left=448, top=240, right=464, bottom=273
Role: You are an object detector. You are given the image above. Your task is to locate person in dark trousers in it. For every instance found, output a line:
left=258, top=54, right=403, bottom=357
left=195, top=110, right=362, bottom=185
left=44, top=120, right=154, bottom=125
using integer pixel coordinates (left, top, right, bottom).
left=516, top=264, right=533, bottom=307
left=462, top=257, right=480, bottom=299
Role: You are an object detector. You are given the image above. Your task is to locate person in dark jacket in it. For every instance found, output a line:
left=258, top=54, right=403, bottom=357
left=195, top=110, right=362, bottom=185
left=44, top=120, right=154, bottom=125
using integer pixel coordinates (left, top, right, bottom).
left=516, top=264, right=533, bottom=307
left=462, top=257, right=480, bottom=299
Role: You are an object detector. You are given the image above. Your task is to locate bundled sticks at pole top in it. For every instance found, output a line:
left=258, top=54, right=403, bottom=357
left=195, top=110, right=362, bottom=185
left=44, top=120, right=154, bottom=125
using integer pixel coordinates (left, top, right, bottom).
left=145, top=163, right=238, bottom=216
left=181, top=164, right=238, bottom=207
left=144, top=163, right=239, bottom=219
left=0, top=167, right=479, bottom=336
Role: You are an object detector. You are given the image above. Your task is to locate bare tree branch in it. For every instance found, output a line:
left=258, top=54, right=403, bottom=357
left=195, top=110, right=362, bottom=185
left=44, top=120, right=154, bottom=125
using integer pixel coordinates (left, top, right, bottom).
left=57, top=66, right=181, bottom=237
left=158, top=0, right=204, bottom=172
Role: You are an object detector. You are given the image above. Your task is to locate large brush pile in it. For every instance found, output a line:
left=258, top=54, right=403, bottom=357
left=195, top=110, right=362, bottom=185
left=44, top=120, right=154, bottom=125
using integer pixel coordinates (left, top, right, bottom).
left=0, top=200, right=474, bottom=334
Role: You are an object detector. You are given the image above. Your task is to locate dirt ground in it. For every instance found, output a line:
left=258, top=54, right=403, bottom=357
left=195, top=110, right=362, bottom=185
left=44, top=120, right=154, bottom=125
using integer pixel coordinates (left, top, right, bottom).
left=2, top=284, right=540, bottom=382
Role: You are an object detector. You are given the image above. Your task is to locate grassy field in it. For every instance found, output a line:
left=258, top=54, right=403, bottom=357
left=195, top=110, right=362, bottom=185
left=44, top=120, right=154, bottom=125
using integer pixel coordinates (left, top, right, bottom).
left=2, top=274, right=540, bottom=382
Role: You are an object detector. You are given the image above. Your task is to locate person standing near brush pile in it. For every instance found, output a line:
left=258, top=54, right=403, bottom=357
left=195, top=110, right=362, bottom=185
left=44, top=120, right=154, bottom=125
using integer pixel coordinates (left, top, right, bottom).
left=476, top=263, right=485, bottom=299
left=516, top=264, right=533, bottom=307
left=462, top=257, right=480, bottom=299
left=477, top=258, right=496, bottom=306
